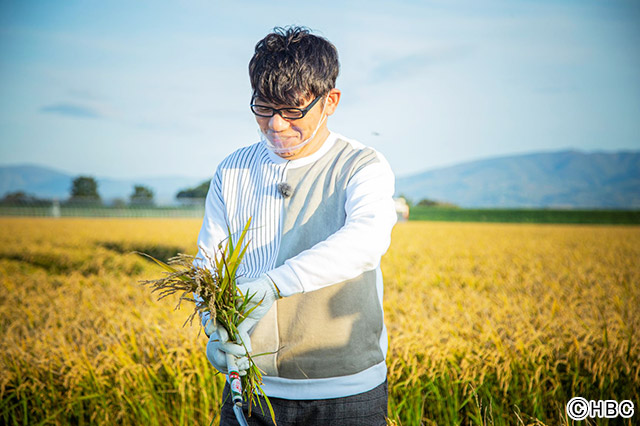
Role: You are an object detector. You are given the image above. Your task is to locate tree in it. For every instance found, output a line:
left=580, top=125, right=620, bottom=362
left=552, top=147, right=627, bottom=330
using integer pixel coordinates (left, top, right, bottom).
left=129, top=185, right=154, bottom=206
left=2, top=191, right=31, bottom=203
left=417, top=198, right=438, bottom=207
left=0, top=191, right=50, bottom=206
left=69, top=176, right=100, bottom=204
left=176, top=180, right=210, bottom=200
left=417, top=197, right=457, bottom=208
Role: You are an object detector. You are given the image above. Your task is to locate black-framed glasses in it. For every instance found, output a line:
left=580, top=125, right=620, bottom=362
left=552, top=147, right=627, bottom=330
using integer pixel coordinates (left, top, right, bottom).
left=250, top=95, right=324, bottom=120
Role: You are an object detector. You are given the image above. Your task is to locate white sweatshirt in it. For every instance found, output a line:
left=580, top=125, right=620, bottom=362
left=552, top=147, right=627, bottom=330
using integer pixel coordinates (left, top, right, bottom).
left=196, top=132, right=397, bottom=399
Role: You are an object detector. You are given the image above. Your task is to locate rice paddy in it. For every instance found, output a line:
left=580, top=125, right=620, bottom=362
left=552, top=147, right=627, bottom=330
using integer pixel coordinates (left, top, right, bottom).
left=0, top=218, right=638, bottom=425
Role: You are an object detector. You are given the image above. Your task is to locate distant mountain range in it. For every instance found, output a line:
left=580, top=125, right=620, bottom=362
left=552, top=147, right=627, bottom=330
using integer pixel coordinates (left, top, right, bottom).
left=1, top=150, right=639, bottom=208
left=0, top=164, right=207, bottom=205
left=396, top=150, right=640, bottom=208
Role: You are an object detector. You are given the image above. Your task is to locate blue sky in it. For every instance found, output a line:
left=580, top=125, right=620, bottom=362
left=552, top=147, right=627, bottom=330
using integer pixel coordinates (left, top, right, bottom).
left=1, top=0, right=639, bottom=179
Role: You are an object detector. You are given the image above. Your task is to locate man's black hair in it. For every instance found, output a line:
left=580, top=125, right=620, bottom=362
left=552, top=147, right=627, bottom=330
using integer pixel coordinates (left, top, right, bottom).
left=249, top=26, right=339, bottom=106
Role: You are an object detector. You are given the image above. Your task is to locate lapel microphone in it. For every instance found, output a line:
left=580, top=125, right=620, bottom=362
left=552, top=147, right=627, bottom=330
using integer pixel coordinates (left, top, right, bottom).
left=278, top=182, right=293, bottom=198
left=278, top=160, right=293, bottom=198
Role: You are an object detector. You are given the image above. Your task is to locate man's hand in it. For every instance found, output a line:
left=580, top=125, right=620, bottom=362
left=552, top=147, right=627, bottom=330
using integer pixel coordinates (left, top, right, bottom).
left=204, top=274, right=280, bottom=375
left=205, top=325, right=250, bottom=376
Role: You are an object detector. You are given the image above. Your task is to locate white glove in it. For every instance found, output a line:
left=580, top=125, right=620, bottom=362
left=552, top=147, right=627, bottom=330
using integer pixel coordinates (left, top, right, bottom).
left=205, top=324, right=250, bottom=376
left=203, top=274, right=280, bottom=375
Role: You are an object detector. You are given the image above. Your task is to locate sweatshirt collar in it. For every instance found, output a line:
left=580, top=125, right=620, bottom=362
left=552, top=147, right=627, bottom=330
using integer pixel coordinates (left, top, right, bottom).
left=264, top=132, right=338, bottom=168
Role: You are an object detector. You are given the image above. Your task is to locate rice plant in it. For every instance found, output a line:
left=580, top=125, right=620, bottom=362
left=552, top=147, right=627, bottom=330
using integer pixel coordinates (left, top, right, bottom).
left=139, top=218, right=276, bottom=422
left=0, top=218, right=638, bottom=425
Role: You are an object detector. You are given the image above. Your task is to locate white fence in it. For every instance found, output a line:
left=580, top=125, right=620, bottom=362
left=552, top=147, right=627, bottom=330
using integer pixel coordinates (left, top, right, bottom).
left=0, top=200, right=205, bottom=218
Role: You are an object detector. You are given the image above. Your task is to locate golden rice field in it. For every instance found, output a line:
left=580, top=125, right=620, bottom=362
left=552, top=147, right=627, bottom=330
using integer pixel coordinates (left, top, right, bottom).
left=0, top=217, right=638, bottom=425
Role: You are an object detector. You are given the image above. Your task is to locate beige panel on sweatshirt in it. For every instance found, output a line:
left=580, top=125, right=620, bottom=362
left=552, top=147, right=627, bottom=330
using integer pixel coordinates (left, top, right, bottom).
left=250, top=138, right=385, bottom=379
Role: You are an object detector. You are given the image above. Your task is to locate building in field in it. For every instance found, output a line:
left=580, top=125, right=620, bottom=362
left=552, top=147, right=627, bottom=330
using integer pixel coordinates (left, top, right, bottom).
left=394, top=197, right=409, bottom=221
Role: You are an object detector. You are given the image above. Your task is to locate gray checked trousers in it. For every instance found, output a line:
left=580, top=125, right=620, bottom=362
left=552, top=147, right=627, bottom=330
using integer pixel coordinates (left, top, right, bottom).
left=219, top=380, right=388, bottom=426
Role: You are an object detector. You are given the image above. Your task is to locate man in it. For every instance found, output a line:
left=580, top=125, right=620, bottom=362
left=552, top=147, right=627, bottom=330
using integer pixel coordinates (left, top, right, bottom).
left=195, top=26, right=396, bottom=425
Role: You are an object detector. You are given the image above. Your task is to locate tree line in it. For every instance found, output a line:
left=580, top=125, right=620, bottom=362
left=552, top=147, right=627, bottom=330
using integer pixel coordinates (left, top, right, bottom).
left=2, top=177, right=455, bottom=208
left=1, top=176, right=157, bottom=207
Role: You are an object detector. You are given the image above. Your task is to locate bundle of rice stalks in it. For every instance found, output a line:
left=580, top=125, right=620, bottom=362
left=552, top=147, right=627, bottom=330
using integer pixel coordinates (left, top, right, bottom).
left=138, top=218, right=275, bottom=424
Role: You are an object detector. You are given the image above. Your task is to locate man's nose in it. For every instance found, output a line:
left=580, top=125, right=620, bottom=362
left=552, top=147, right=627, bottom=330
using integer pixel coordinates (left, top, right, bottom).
left=268, top=113, right=290, bottom=131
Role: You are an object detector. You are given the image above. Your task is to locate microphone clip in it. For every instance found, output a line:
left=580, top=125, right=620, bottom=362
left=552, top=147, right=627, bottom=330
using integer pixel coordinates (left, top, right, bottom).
left=278, top=182, right=293, bottom=198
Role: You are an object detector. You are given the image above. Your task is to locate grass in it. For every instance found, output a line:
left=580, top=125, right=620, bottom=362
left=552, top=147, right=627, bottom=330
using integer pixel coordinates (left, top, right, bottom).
left=0, top=218, right=638, bottom=425
left=408, top=206, right=640, bottom=224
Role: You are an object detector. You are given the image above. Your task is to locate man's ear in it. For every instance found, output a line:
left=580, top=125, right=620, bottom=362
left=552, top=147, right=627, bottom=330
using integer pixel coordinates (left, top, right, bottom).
left=325, top=88, right=341, bottom=116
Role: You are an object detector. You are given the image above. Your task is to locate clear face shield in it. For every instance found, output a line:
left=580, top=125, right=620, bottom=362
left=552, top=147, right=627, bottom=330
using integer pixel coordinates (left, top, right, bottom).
left=259, top=96, right=329, bottom=156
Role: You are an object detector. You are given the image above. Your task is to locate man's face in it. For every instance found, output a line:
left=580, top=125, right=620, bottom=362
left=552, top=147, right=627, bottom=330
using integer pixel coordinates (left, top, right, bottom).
left=252, top=89, right=340, bottom=159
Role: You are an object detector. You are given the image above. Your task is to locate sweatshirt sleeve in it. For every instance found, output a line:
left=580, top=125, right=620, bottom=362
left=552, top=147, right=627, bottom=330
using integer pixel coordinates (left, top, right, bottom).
left=193, top=170, right=228, bottom=326
left=194, top=170, right=228, bottom=269
left=266, top=153, right=397, bottom=296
